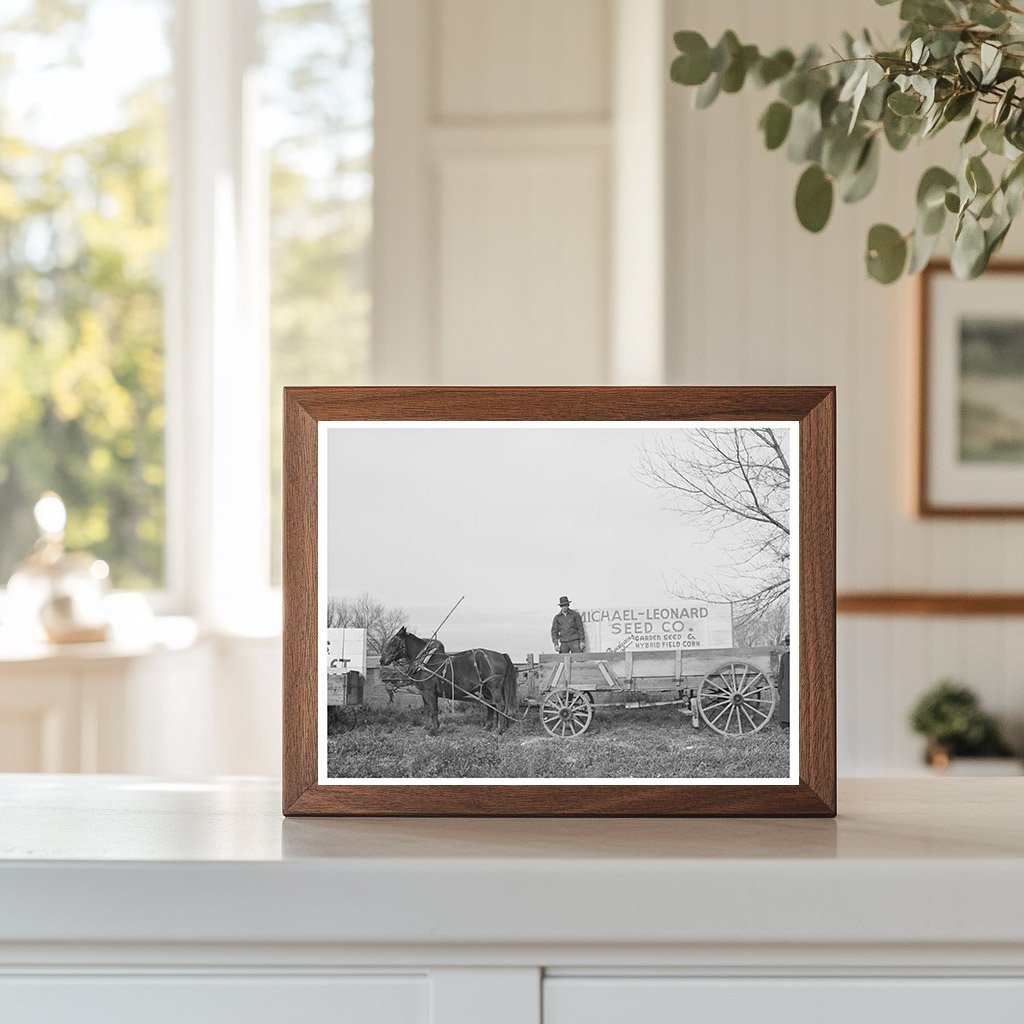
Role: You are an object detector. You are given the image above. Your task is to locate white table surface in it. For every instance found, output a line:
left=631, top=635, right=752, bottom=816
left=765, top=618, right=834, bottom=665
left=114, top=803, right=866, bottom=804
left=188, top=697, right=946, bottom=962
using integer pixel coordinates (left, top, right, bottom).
left=1, top=775, right=1022, bottom=954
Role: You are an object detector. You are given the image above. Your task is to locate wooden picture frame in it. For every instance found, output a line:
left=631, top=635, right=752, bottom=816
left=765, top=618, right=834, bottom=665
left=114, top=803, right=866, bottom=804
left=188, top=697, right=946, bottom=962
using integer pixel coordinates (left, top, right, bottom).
left=917, top=261, right=1024, bottom=517
left=283, top=387, right=836, bottom=817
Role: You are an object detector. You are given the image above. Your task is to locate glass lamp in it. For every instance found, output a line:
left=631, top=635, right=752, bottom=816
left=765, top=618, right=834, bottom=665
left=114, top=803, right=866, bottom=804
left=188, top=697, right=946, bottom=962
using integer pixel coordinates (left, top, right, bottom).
left=5, top=493, right=111, bottom=644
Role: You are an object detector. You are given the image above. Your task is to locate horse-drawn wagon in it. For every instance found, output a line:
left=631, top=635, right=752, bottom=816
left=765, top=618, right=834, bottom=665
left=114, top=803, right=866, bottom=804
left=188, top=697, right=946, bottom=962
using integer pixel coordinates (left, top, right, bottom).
left=521, top=646, right=785, bottom=738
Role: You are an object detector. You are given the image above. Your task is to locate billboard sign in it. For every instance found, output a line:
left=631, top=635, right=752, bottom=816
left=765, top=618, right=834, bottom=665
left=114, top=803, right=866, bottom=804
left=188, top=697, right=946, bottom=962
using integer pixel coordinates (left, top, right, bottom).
left=324, top=627, right=367, bottom=673
left=580, top=603, right=733, bottom=652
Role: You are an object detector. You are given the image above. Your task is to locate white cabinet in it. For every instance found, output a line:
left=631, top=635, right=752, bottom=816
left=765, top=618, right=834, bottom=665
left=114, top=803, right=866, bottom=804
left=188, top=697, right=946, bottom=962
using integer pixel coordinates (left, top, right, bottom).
left=0, top=639, right=211, bottom=773
left=6, top=972, right=1024, bottom=1024
left=0, top=975, right=428, bottom=1024
left=0, top=629, right=282, bottom=776
left=545, top=977, right=1024, bottom=1024
left=1, top=777, right=1023, bottom=1024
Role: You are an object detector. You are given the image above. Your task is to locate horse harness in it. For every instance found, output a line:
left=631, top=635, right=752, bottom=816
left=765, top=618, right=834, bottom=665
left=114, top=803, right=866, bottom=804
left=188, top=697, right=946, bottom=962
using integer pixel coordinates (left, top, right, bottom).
left=396, top=639, right=520, bottom=722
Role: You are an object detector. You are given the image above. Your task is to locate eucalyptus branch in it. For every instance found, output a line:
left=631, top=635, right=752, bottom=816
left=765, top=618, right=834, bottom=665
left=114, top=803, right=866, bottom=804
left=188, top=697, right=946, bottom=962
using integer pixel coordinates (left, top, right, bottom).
left=670, top=0, right=1024, bottom=283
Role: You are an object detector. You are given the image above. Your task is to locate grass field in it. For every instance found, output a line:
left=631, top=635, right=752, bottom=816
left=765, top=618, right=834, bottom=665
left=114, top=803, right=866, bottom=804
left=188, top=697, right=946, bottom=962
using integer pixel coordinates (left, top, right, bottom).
left=326, top=702, right=790, bottom=780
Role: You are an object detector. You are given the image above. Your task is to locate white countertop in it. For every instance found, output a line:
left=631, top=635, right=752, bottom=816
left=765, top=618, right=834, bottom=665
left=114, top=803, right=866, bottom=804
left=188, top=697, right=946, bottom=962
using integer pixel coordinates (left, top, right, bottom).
left=1, top=775, right=1022, bottom=952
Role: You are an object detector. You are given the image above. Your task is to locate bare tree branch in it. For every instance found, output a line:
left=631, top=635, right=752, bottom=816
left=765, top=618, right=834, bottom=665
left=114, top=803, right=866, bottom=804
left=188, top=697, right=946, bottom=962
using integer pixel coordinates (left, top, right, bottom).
left=635, top=428, right=791, bottom=638
left=326, top=591, right=407, bottom=656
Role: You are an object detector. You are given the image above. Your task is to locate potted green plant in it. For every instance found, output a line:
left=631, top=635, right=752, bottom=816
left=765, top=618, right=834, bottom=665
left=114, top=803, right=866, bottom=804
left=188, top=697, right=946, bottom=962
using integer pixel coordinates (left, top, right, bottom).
left=909, top=680, right=1019, bottom=772
left=670, top=0, right=1024, bottom=283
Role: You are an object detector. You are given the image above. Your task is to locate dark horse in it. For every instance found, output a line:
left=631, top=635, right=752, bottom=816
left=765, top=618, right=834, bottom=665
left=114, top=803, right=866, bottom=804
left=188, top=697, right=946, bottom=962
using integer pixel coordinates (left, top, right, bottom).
left=380, top=627, right=518, bottom=736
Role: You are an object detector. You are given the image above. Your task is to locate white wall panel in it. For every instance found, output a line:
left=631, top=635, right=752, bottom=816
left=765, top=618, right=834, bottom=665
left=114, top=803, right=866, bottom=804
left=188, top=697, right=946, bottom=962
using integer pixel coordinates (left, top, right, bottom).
left=438, top=0, right=611, bottom=120
left=665, top=0, right=1024, bottom=774
left=437, top=151, right=607, bottom=384
left=375, top=0, right=620, bottom=386
left=433, top=0, right=614, bottom=386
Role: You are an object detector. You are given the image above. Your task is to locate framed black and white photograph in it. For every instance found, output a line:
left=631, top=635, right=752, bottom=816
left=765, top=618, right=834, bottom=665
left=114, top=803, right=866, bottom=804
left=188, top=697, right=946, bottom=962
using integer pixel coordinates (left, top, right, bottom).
left=918, top=262, right=1024, bottom=517
left=283, top=387, right=835, bottom=816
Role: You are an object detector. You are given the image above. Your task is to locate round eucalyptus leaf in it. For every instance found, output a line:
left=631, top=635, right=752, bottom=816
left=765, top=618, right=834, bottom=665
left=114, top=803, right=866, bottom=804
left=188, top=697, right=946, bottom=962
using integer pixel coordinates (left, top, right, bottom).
left=842, top=137, right=880, bottom=203
left=795, top=164, right=834, bottom=233
left=755, top=49, right=795, bottom=87
left=860, top=79, right=891, bottom=123
left=943, top=92, right=974, bottom=123
left=721, top=45, right=758, bottom=93
left=674, top=29, right=707, bottom=53
left=970, top=1, right=1009, bottom=29
left=887, top=90, right=920, bottom=116
left=866, top=223, right=907, bottom=284
left=779, top=74, right=807, bottom=106
left=927, top=31, right=960, bottom=60
left=884, top=108, right=923, bottom=151
left=694, top=73, right=721, bottom=110
left=671, top=32, right=712, bottom=86
left=980, top=41, right=1002, bottom=86
left=843, top=67, right=871, bottom=128
left=920, top=200, right=945, bottom=236
left=987, top=211, right=1013, bottom=257
left=967, top=155, right=995, bottom=196
left=787, top=101, right=823, bottom=162
left=819, top=85, right=841, bottom=125
left=801, top=67, right=832, bottom=104
left=822, top=129, right=861, bottom=178
left=962, top=116, right=983, bottom=145
left=760, top=101, right=792, bottom=150
left=710, top=30, right=740, bottom=73
left=951, top=212, right=986, bottom=279
left=981, top=122, right=1005, bottom=156
left=944, top=190, right=960, bottom=214
left=1005, top=161, right=1024, bottom=216
left=720, top=59, right=744, bottom=93
left=917, top=166, right=957, bottom=210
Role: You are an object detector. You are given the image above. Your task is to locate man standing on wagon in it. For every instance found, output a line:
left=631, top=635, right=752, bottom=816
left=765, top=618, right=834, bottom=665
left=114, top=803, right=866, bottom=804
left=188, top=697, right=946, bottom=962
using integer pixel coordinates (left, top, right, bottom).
left=551, top=596, right=586, bottom=654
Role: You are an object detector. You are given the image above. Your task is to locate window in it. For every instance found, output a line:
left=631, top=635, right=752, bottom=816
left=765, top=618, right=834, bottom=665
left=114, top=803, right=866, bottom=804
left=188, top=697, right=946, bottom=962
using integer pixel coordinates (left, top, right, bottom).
left=262, top=0, right=373, bottom=581
left=0, top=0, right=374, bottom=612
left=0, top=0, right=172, bottom=589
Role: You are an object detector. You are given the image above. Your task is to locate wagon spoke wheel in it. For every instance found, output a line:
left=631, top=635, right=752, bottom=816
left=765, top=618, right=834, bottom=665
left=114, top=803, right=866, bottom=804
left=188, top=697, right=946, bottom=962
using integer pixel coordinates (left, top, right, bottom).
left=697, top=663, right=775, bottom=736
left=540, top=689, right=594, bottom=738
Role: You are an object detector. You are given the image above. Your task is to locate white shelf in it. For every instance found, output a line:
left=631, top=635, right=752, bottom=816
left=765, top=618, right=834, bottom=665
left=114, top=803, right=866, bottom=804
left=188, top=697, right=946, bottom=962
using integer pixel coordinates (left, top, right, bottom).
left=0, top=616, right=199, bottom=664
left=1, top=776, right=1022, bottom=951
left=2, top=775, right=1023, bottom=1021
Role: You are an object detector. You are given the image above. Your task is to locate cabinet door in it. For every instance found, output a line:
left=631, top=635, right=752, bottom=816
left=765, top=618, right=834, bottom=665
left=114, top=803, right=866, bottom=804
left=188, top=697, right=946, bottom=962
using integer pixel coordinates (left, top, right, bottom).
left=0, top=974, right=427, bottom=1024
left=544, top=977, right=1024, bottom=1024
left=0, top=672, right=81, bottom=772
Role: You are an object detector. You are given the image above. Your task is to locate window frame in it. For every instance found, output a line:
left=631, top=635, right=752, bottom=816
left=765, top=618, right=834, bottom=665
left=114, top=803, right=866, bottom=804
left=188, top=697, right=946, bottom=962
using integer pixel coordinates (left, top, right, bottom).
left=165, top=0, right=279, bottom=632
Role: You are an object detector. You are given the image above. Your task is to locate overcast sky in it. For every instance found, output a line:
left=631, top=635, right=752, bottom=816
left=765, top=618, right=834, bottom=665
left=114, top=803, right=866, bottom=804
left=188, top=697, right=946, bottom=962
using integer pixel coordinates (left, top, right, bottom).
left=325, top=424, right=791, bottom=660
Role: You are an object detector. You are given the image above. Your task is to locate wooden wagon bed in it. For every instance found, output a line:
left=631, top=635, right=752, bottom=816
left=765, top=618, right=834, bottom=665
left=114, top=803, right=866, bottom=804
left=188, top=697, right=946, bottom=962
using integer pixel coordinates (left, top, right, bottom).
left=518, top=646, right=785, bottom=738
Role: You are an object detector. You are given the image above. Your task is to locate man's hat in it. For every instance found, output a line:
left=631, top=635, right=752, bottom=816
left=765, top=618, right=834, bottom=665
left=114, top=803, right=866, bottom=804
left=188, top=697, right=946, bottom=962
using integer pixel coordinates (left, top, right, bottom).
left=558, top=596, right=571, bottom=606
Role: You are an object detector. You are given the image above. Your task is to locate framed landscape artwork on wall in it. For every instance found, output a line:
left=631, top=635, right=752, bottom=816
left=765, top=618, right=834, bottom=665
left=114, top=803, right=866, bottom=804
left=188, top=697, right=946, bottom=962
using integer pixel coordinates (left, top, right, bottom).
left=918, top=262, right=1024, bottom=516
left=282, top=387, right=836, bottom=817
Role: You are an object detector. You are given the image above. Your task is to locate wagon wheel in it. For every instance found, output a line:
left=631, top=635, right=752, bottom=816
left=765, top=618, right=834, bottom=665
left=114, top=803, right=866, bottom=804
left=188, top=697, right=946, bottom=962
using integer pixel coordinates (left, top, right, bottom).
left=697, top=662, right=776, bottom=736
left=540, top=689, right=594, bottom=738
